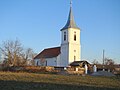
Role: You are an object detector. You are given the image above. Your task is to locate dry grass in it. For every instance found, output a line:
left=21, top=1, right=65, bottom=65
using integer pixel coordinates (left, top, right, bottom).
left=0, top=72, right=120, bottom=90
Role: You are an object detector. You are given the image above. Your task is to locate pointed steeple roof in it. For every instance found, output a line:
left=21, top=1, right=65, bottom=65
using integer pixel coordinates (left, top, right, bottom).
left=61, top=2, right=79, bottom=30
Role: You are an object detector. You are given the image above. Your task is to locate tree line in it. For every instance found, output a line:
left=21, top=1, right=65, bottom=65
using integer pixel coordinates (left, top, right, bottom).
left=0, top=39, right=36, bottom=67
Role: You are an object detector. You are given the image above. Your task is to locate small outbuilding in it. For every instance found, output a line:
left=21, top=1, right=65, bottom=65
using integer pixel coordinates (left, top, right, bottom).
left=70, top=61, right=90, bottom=67
left=69, top=61, right=92, bottom=74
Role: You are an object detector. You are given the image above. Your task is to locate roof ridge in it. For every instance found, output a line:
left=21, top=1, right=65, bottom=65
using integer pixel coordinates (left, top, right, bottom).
left=44, top=46, right=60, bottom=50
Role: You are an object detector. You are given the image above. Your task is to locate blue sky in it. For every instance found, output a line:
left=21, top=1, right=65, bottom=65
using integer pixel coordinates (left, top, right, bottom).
left=0, top=0, right=120, bottom=64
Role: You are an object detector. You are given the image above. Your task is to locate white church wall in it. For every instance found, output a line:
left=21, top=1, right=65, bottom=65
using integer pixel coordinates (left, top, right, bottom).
left=35, top=58, right=57, bottom=66
left=69, top=44, right=80, bottom=62
left=68, top=28, right=81, bottom=64
left=34, top=55, right=61, bottom=67
left=46, top=57, right=57, bottom=66
left=56, top=54, right=62, bottom=67
left=61, top=44, right=69, bottom=67
left=61, top=29, right=69, bottom=67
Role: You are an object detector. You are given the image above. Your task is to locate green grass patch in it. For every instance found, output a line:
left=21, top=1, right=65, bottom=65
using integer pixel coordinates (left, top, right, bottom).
left=0, top=72, right=120, bottom=90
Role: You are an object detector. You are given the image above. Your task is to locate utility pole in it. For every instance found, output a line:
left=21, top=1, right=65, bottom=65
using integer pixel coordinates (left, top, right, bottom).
left=103, top=49, right=105, bottom=71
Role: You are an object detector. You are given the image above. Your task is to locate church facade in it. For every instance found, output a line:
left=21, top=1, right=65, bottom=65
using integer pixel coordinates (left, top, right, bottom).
left=34, top=3, right=81, bottom=67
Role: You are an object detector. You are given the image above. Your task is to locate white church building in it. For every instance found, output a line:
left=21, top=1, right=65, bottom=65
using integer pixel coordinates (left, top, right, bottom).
left=34, top=2, right=81, bottom=67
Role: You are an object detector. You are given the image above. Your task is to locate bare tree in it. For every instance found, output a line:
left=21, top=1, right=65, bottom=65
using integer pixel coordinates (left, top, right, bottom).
left=105, top=58, right=114, bottom=65
left=92, top=59, right=99, bottom=64
left=0, top=40, right=23, bottom=67
left=23, top=48, right=34, bottom=60
left=21, top=48, right=35, bottom=66
left=0, top=39, right=37, bottom=67
left=105, top=58, right=115, bottom=72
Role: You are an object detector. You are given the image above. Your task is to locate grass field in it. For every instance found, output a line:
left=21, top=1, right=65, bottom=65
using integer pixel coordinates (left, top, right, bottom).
left=0, top=72, right=120, bottom=90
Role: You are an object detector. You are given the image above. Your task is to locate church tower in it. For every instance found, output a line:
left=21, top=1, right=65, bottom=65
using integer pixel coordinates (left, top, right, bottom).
left=60, top=1, right=81, bottom=67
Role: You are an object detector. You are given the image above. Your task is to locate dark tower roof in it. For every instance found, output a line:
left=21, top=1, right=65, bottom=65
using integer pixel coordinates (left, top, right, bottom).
left=61, top=4, right=79, bottom=30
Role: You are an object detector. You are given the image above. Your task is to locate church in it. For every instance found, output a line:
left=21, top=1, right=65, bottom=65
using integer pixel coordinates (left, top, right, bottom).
left=34, top=2, right=81, bottom=67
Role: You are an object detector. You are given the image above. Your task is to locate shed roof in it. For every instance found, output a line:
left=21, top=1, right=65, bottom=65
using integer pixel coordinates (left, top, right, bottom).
left=70, top=61, right=90, bottom=66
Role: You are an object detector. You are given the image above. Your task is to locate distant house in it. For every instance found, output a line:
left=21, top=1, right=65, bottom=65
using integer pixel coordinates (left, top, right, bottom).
left=34, top=47, right=61, bottom=67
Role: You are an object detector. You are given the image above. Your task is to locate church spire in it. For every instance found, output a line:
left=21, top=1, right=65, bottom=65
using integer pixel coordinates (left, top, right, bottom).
left=61, top=0, right=79, bottom=30
left=70, top=0, right=72, bottom=7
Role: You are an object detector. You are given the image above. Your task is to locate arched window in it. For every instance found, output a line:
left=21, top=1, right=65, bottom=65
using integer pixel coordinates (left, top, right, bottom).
left=74, top=32, right=76, bottom=41
left=37, top=61, right=39, bottom=66
left=46, top=61, right=47, bottom=66
left=64, top=32, right=66, bottom=41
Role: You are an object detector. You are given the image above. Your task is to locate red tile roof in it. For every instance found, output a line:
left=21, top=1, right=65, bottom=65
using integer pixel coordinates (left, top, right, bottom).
left=34, top=47, right=60, bottom=59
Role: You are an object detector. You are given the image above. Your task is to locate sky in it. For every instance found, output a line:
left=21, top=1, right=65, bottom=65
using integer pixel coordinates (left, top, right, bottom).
left=0, top=0, right=120, bottom=64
